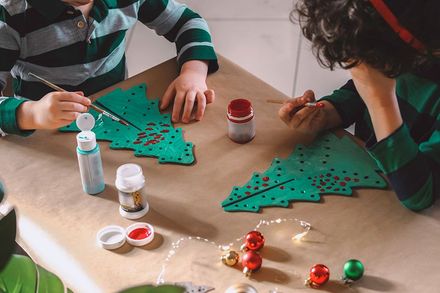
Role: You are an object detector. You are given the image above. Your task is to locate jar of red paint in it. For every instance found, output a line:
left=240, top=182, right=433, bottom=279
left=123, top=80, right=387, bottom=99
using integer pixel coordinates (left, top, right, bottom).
left=227, top=98, right=256, bottom=143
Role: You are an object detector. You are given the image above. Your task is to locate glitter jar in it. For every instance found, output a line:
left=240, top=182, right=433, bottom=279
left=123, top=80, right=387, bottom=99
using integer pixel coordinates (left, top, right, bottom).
left=227, top=99, right=256, bottom=143
left=115, top=163, right=149, bottom=219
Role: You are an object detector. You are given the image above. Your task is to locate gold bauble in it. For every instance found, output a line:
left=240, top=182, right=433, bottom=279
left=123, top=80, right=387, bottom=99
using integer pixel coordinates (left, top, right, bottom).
left=221, top=250, right=240, bottom=266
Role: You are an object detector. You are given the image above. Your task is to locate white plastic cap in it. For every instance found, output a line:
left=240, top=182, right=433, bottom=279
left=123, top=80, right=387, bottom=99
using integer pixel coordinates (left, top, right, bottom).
left=76, top=131, right=97, bottom=151
left=76, top=113, right=95, bottom=131
left=115, top=164, right=145, bottom=192
left=76, top=113, right=97, bottom=151
left=96, top=225, right=126, bottom=250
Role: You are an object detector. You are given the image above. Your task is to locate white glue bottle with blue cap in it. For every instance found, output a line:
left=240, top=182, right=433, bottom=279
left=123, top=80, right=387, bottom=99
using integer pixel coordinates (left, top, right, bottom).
left=76, top=113, right=105, bottom=195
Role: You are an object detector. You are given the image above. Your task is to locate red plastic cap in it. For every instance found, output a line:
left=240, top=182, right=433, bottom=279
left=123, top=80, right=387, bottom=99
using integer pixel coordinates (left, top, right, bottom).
left=228, top=99, right=253, bottom=118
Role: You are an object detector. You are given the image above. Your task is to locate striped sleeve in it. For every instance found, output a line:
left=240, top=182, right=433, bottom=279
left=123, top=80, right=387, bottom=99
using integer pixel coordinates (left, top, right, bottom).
left=320, top=80, right=367, bottom=128
left=0, top=7, right=33, bottom=137
left=138, top=0, right=218, bottom=73
left=367, top=124, right=440, bottom=211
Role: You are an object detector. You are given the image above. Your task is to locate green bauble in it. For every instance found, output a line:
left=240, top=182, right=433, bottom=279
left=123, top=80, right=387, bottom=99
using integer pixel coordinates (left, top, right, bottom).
left=343, top=259, right=364, bottom=281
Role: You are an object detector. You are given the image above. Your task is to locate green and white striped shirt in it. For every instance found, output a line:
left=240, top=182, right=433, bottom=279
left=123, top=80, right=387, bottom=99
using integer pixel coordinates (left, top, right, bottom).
left=0, top=0, right=218, bottom=136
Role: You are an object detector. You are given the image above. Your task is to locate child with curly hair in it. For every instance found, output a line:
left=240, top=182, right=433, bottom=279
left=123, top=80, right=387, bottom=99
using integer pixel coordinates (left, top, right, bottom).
left=279, top=0, right=439, bottom=211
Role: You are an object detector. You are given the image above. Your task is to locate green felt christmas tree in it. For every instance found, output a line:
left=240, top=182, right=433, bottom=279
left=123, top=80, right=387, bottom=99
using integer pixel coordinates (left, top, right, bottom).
left=60, top=84, right=194, bottom=165
left=221, top=133, right=388, bottom=212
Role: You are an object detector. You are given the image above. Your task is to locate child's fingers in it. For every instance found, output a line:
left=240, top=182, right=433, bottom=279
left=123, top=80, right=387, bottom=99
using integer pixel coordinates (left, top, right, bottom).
left=161, top=83, right=176, bottom=110
left=289, top=106, right=318, bottom=129
left=181, top=90, right=197, bottom=123
left=278, top=103, right=295, bottom=125
left=204, top=89, right=215, bottom=104
left=195, top=91, right=207, bottom=121
left=60, top=111, right=81, bottom=121
left=301, top=90, right=316, bottom=103
left=301, top=107, right=322, bottom=128
left=172, top=91, right=186, bottom=122
left=58, top=92, right=91, bottom=106
left=59, top=102, right=89, bottom=113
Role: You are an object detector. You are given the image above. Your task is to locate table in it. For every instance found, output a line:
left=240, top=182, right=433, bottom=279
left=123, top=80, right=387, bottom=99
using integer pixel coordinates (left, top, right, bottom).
left=2, top=56, right=440, bottom=293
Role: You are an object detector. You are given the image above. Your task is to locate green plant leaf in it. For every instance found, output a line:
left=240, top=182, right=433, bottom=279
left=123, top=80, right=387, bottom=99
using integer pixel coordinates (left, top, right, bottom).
left=117, top=284, right=185, bottom=293
left=0, top=255, right=71, bottom=293
left=36, top=263, right=65, bottom=292
left=0, top=255, right=37, bottom=292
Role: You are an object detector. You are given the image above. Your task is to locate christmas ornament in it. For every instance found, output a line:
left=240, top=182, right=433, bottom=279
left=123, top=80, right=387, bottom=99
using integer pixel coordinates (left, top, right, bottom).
left=225, top=283, right=257, bottom=293
left=222, top=132, right=388, bottom=212
left=221, top=250, right=240, bottom=266
left=242, top=250, right=262, bottom=277
left=244, top=231, right=265, bottom=251
left=342, top=259, right=364, bottom=283
left=305, top=264, right=330, bottom=288
left=156, top=218, right=310, bottom=284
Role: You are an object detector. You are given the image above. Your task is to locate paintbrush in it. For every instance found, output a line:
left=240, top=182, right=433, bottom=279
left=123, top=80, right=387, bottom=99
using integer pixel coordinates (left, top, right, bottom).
left=28, top=72, right=132, bottom=128
left=266, top=99, right=325, bottom=108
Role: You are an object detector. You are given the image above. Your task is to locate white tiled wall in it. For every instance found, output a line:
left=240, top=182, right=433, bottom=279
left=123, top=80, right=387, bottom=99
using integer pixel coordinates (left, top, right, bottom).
left=125, top=0, right=350, bottom=97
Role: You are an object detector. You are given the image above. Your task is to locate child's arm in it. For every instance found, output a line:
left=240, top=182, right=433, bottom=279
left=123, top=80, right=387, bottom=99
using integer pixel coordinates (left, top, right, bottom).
left=349, top=64, right=439, bottom=211
left=138, top=0, right=217, bottom=123
left=17, top=92, right=91, bottom=130
left=0, top=18, right=90, bottom=136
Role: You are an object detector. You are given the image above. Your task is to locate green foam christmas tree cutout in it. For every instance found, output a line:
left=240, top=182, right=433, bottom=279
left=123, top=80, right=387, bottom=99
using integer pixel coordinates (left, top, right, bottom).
left=221, top=133, right=388, bottom=212
left=60, top=83, right=195, bottom=165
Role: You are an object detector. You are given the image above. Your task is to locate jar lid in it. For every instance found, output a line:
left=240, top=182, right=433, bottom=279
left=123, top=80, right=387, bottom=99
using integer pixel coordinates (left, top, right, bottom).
left=115, top=163, right=145, bottom=190
left=126, top=222, right=155, bottom=247
left=228, top=99, right=253, bottom=118
left=225, top=283, right=258, bottom=293
left=96, top=225, right=126, bottom=250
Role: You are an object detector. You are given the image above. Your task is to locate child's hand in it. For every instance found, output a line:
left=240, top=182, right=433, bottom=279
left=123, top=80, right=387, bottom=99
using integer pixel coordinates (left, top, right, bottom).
left=278, top=90, right=341, bottom=134
left=160, top=60, right=215, bottom=123
left=349, top=63, right=397, bottom=108
left=349, top=63, right=402, bottom=141
left=17, top=92, right=91, bottom=130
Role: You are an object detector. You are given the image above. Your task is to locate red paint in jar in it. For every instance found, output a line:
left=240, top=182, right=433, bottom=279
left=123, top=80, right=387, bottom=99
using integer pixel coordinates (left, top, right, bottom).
left=128, top=227, right=151, bottom=240
left=227, top=98, right=256, bottom=144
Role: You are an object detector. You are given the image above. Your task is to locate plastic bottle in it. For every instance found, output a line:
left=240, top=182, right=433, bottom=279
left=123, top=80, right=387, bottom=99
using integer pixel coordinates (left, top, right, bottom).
left=227, top=98, right=256, bottom=143
left=115, top=163, right=149, bottom=219
left=76, top=113, right=105, bottom=195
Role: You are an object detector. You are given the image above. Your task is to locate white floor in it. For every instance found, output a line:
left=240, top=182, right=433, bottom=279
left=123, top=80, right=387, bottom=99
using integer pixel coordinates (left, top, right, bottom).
left=125, top=0, right=350, bottom=98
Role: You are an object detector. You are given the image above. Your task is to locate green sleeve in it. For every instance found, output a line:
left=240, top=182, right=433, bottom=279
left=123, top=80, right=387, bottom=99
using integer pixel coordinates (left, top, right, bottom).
left=138, top=0, right=218, bottom=73
left=320, top=80, right=367, bottom=128
left=0, top=98, right=35, bottom=136
left=367, top=124, right=439, bottom=211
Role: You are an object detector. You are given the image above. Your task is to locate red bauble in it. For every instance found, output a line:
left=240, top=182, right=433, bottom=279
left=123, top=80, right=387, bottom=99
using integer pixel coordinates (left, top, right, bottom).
left=242, top=250, right=263, bottom=271
left=309, top=264, right=330, bottom=287
left=244, top=231, right=265, bottom=251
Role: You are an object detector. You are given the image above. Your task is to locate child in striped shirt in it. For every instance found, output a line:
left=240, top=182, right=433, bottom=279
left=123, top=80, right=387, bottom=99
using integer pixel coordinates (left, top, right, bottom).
left=0, top=0, right=218, bottom=136
left=279, top=0, right=439, bottom=211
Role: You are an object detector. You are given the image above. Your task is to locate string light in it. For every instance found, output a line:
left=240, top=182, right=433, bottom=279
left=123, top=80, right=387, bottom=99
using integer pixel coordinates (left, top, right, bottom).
left=156, top=218, right=311, bottom=284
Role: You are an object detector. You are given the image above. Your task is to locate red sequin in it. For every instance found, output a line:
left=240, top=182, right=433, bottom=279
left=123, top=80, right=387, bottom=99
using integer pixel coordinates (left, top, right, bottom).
left=262, top=177, right=269, bottom=182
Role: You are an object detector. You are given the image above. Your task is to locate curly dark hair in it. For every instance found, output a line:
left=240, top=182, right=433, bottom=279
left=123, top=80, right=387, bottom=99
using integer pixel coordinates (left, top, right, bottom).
left=293, top=0, right=439, bottom=77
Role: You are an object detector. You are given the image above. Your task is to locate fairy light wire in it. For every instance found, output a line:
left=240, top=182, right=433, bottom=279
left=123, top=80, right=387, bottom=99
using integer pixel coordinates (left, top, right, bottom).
left=156, top=218, right=311, bottom=284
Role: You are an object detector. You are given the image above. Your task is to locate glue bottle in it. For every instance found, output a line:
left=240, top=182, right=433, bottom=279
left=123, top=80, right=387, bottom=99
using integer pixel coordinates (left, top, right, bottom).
left=115, top=164, right=149, bottom=219
left=76, top=113, right=105, bottom=195
left=227, top=98, right=256, bottom=143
